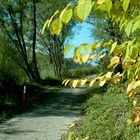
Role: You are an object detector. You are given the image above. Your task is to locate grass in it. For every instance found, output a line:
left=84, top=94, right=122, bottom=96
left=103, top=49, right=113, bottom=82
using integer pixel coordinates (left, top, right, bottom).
left=62, top=83, right=140, bottom=140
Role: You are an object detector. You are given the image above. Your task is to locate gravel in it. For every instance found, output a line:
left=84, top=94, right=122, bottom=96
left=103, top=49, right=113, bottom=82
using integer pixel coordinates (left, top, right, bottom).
left=0, top=87, right=85, bottom=140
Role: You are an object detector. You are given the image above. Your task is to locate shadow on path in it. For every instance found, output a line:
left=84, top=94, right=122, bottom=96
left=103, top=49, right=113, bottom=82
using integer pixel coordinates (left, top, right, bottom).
left=0, top=87, right=86, bottom=140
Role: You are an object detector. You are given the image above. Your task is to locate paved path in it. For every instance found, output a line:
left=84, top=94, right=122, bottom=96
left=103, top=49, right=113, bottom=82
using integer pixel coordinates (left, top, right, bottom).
left=0, top=87, right=86, bottom=140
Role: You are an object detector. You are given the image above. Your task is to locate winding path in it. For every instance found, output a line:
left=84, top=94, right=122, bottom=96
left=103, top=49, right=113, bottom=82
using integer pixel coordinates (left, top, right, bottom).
left=0, top=87, right=86, bottom=140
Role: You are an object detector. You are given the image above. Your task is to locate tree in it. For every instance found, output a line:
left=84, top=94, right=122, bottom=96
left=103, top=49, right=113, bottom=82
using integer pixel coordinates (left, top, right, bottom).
left=38, top=0, right=76, bottom=78
left=0, top=30, right=25, bottom=83
left=0, top=0, right=41, bottom=81
left=43, top=0, right=140, bottom=130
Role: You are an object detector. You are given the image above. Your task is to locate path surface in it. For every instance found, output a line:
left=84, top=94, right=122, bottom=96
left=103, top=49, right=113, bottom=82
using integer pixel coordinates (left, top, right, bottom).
left=0, top=87, right=86, bottom=140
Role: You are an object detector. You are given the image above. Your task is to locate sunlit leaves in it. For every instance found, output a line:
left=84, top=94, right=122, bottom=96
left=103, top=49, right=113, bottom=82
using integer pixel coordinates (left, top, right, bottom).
left=105, top=0, right=112, bottom=15
left=106, top=71, right=113, bottom=79
left=41, top=10, right=60, bottom=35
left=108, top=56, right=120, bottom=68
left=80, top=79, right=87, bottom=86
left=50, top=19, right=62, bottom=35
left=60, top=3, right=73, bottom=25
left=41, top=19, right=49, bottom=34
left=64, top=45, right=72, bottom=54
left=97, top=0, right=105, bottom=5
left=89, top=79, right=96, bottom=87
left=125, top=21, right=133, bottom=37
left=109, top=42, right=117, bottom=54
left=82, top=54, right=90, bottom=63
left=99, top=76, right=106, bottom=86
left=75, top=0, right=92, bottom=22
left=123, top=0, right=130, bottom=12
left=127, top=80, right=140, bottom=96
left=132, top=16, right=140, bottom=32
left=42, top=0, right=140, bottom=129
left=72, top=80, right=79, bottom=88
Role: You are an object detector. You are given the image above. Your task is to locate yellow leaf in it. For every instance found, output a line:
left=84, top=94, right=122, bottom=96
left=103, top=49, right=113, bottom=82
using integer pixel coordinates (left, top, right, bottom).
left=133, top=116, right=140, bottom=125
left=125, top=21, right=133, bottom=37
left=62, top=79, right=67, bottom=85
left=72, top=80, right=79, bottom=88
left=82, top=136, right=89, bottom=140
left=50, top=19, right=63, bottom=35
left=98, top=53, right=106, bottom=59
left=109, top=42, right=117, bottom=54
left=89, top=79, right=96, bottom=87
left=60, top=4, right=73, bottom=25
left=74, top=7, right=83, bottom=23
left=127, top=80, right=140, bottom=94
left=89, top=54, right=97, bottom=59
left=76, top=0, right=92, bottom=22
left=68, top=132, right=73, bottom=140
left=108, top=56, right=120, bottom=68
left=41, top=19, right=49, bottom=34
left=133, top=99, right=138, bottom=106
left=80, top=79, right=87, bottom=86
left=82, top=54, right=90, bottom=63
left=64, top=45, right=72, bottom=54
left=105, top=0, right=112, bottom=14
left=48, top=10, right=60, bottom=28
left=123, top=0, right=130, bottom=12
left=127, top=119, right=132, bottom=124
left=99, top=76, right=106, bottom=87
left=106, top=71, right=113, bottom=79
left=132, top=20, right=140, bottom=33
left=97, top=0, right=105, bottom=4
left=127, top=91, right=135, bottom=98
left=68, top=123, right=75, bottom=128
left=122, top=58, right=136, bottom=70
left=64, top=79, right=71, bottom=86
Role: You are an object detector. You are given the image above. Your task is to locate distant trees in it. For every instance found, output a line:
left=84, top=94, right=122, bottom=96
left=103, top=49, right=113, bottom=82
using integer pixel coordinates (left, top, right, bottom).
left=0, top=0, right=76, bottom=81
left=39, top=0, right=76, bottom=78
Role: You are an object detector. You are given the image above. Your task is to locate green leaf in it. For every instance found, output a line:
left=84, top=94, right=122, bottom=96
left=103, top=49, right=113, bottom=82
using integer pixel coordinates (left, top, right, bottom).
left=64, top=45, right=72, bottom=54
left=132, top=20, right=140, bottom=33
left=85, top=44, right=92, bottom=54
left=123, top=0, right=130, bottom=12
left=125, top=21, right=133, bottom=37
left=74, top=7, right=83, bottom=23
left=93, top=40, right=103, bottom=50
left=76, top=0, right=92, bottom=22
left=50, top=19, right=63, bottom=35
left=97, top=0, right=105, bottom=4
left=109, top=42, right=117, bottom=54
left=41, top=19, right=49, bottom=34
left=76, top=43, right=88, bottom=57
left=130, top=45, right=139, bottom=59
left=124, top=46, right=130, bottom=61
left=48, top=10, right=60, bottom=28
left=60, top=4, right=73, bottom=25
left=105, top=0, right=112, bottom=14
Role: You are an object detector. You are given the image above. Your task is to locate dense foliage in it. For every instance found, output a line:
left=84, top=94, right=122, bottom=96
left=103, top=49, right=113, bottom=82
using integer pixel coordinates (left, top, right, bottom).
left=43, top=0, right=140, bottom=130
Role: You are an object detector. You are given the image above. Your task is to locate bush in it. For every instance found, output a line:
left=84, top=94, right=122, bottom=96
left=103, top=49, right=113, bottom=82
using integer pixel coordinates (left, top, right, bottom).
left=63, top=83, right=140, bottom=140
left=69, top=66, right=99, bottom=78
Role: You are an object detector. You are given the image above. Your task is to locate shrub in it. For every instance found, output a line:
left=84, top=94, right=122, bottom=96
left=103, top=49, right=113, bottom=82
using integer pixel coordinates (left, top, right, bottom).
left=63, top=84, right=140, bottom=140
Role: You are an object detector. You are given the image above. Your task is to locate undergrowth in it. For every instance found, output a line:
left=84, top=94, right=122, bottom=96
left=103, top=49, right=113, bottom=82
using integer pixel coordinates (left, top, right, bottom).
left=62, top=83, right=140, bottom=140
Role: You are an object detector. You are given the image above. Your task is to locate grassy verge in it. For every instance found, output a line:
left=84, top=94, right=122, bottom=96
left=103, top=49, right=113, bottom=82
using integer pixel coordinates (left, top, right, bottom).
left=62, top=83, right=140, bottom=140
